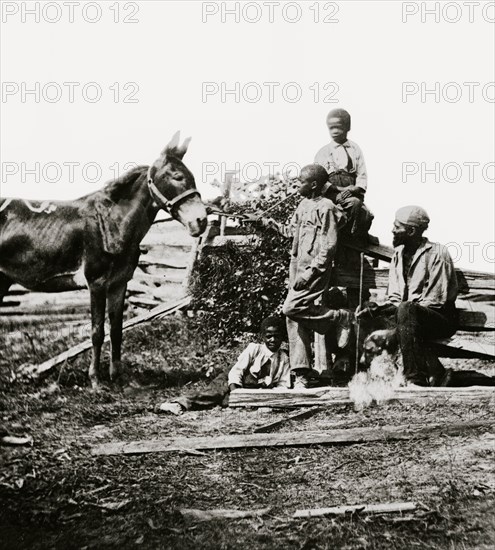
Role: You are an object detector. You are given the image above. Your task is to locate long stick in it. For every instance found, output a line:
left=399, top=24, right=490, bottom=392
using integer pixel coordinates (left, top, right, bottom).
left=208, top=191, right=297, bottom=220
left=257, top=191, right=296, bottom=217
left=355, top=252, right=365, bottom=373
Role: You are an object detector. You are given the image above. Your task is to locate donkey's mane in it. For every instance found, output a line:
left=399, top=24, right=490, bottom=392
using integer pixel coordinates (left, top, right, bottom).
left=103, top=164, right=148, bottom=190
left=76, top=165, right=148, bottom=203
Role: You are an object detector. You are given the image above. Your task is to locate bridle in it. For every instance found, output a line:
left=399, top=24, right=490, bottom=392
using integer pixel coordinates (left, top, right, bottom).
left=146, top=164, right=201, bottom=214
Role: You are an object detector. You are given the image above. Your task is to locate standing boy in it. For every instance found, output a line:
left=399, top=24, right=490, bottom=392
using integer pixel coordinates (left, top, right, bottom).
left=254, top=164, right=354, bottom=387
left=314, top=108, right=373, bottom=239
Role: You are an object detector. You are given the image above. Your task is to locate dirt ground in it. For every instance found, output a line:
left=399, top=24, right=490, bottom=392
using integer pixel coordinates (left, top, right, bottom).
left=1, top=316, right=494, bottom=550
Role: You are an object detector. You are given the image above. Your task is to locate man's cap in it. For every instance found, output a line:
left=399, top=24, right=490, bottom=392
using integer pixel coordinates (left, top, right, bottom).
left=260, top=316, right=285, bottom=334
left=327, top=108, right=351, bottom=131
left=395, top=205, right=430, bottom=229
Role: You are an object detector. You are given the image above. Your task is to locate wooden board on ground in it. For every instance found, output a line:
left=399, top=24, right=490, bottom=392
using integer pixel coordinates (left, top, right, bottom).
left=293, top=502, right=417, bottom=519
left=19, top=296, right=191, bottom=379
left=180, top=507, right=271, bottom=521
left=91, top=420, right=494, bottom=456
left=253, top=407, right=324, bottom=433
left=229, top=385, right=495, bottom=408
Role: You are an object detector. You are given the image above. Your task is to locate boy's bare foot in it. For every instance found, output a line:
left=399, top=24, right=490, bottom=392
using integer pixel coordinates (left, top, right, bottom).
left=156, top=402, right=184, bottom=415
left=336, top=310, right=354, bottom=349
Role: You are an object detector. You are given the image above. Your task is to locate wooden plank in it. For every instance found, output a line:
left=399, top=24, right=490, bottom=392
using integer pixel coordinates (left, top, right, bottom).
left=91, top=421, right=494, bottom=456
left=331, top=266, right=389, bottom=290
left=331, top=267, right=495, bottom=296
left=0, top=313, right=90, bottom=328
left=293, top=502, right=417, bottom=519
left=207, top=224, right=252, bottom=238
left=456, top=302, right=495, bottom=330
left=229, top=385, right=495, bottom=408
left=342, top=239, right=394, bottom=262
left=2, top=290, right=91, bottom=314
left=19, top=296, right=191, bottom=379
left=140, top=243, right=192, bottom=254
left=205, top=235, right=260, bottom=247
left=180, top=507, right=271, bottom=521
left=3, top=288, right=29, bottom=296
left=133, top=272, right=186, bottom=286
left=0, top=302, right=90, bottom=316
left=138, top=257, right=188, bottom=269
left=253, top=407, right=324, bottom=433
left=128, top=296, right=161, bottom=308
left=127, top=281, right=156, bottom=295
left=432, top=331, right=495, bottom=358
left=0, top=300, right=21, bottom=308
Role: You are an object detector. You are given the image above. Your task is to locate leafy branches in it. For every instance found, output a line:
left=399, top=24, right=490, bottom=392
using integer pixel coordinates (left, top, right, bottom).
left=190, top=174, right=299, bottom=342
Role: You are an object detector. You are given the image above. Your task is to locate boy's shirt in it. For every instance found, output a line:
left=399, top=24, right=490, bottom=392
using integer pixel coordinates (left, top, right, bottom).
left=288, top=197, right=343, bottom=281
left=228, top=343, right=291, bottom=388
left=314, top=139, right=368, bottom=191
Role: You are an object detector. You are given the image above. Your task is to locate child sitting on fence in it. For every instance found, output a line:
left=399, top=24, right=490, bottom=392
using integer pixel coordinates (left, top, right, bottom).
left=314, top=108, right=373, bottom=241
left=157, top=316, right=291, bottom=414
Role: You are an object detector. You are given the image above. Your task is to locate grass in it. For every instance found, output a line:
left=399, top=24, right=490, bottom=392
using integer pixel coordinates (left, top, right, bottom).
left=1, top=316, right=494, bottom=549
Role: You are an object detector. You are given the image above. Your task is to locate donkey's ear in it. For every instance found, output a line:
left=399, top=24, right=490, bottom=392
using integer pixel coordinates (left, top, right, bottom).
left=176, top=136, right=191, bottom=159
left=161, top=131, right=191, bottom=160
left=161, top=131, right=181, bottom=157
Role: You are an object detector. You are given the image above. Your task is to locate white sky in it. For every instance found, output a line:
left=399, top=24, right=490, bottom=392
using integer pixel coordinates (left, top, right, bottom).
left=1, top=0, right=494, bottom=270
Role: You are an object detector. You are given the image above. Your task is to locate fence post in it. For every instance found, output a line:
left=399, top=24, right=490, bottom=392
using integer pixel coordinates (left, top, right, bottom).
left=220, top=171, right=236, bottom=236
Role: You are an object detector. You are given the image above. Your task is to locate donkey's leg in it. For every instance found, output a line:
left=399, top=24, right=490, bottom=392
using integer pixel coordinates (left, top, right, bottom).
left=88, top=286, right=106, bottom=389
left=0, top=273, right=13, bottom=305
left=107, top=283, right=127, bottom=382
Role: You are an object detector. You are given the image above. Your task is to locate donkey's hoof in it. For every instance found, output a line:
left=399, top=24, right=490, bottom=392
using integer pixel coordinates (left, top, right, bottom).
left=89, top=379, right=108, bottom=392
left=109, top=362, right=122, bottom=383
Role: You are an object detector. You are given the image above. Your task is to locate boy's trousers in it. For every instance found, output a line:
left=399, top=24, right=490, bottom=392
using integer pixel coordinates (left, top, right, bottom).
left=174, top=371, right=229, bottom=410
left=283, top=259, right=343, bottom=371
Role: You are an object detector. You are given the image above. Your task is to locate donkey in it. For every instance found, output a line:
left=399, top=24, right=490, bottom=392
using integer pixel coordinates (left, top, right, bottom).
left=0, top=132, right=208, bottom=388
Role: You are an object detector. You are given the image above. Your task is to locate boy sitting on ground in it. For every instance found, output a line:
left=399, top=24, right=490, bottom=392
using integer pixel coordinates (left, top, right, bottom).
left=157, top=317, right=291, bottom=415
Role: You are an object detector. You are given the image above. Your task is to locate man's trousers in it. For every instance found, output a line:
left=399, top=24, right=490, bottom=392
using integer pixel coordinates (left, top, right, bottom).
left=395, top=301, right=457, bottom=386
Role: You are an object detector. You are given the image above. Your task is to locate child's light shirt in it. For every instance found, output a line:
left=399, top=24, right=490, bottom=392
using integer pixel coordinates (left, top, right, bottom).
left=228, top=343, right=291, bottom=388
left=314, top=139, right=368, bottom=191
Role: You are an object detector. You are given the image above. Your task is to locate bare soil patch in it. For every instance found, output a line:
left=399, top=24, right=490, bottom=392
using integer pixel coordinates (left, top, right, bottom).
left=1, top=317, right=494, bottom=549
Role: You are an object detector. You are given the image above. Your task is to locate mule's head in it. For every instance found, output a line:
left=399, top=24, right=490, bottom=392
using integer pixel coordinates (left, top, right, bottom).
left=147, top=132, right=208, bottom=237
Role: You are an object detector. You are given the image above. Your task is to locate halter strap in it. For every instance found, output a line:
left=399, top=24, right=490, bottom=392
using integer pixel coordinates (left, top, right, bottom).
left=146, top=164, right=201, bottom=213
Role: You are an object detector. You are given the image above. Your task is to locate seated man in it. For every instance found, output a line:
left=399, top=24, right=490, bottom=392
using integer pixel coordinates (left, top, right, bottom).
left=157, top=317, right=291, bottom=414
left=356, top=205, right=458, bottom=386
